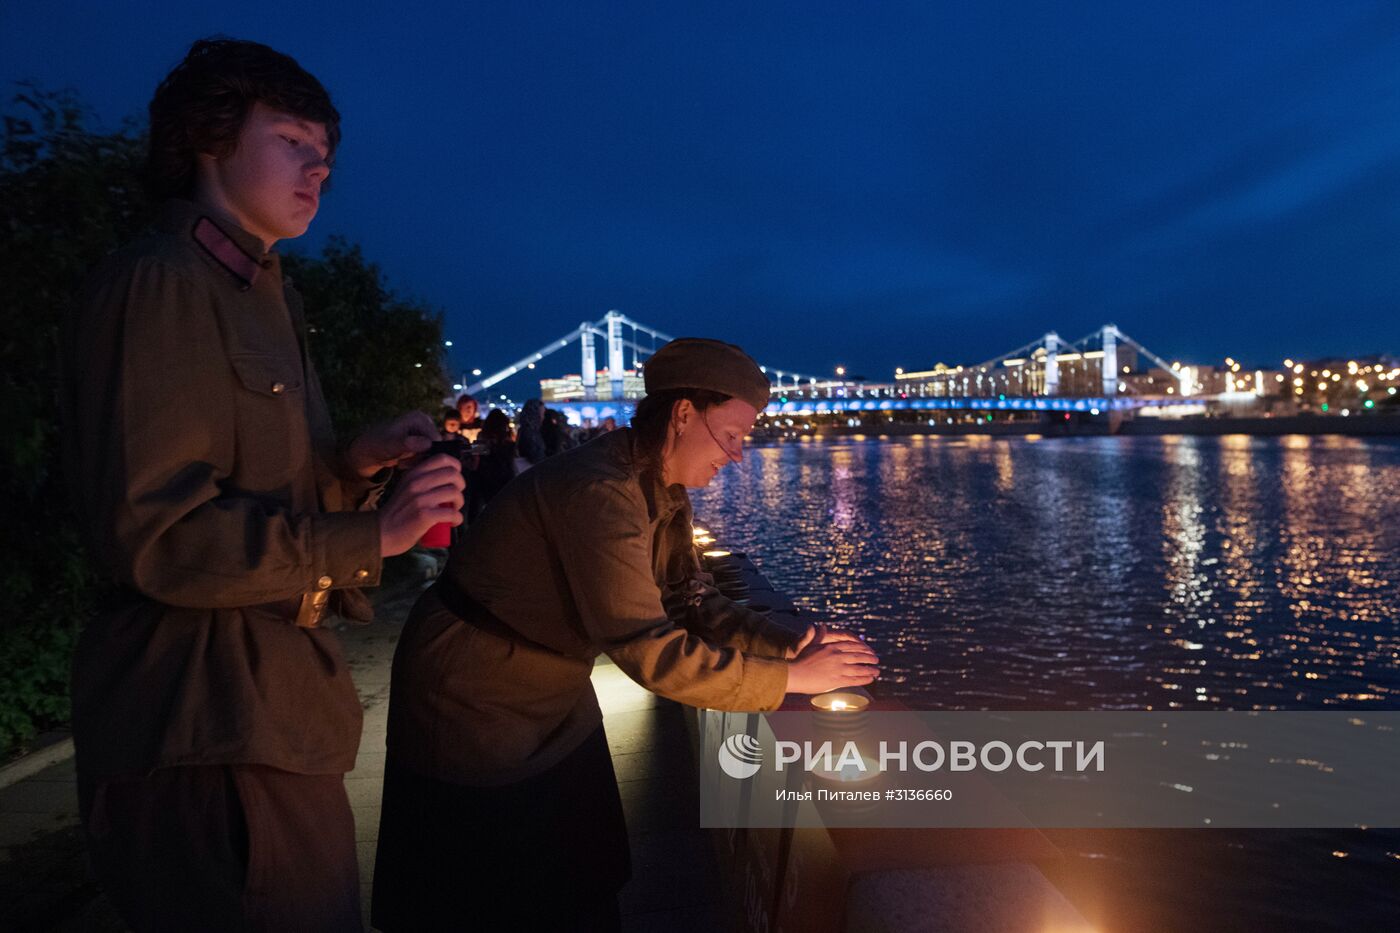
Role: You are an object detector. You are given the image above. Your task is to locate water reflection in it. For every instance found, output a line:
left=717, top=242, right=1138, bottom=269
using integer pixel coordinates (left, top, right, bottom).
left=691, top=434, right=1400, bottom=931
left=695, top=435, right=1400, bottom=712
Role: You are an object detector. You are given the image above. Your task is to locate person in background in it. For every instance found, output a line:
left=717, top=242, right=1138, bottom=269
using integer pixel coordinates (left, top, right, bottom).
left=516, top=397, right=546, bottom=464
left=372, top=338, right=878, bottom=931
left=60, top=38, right=463, bottom=931
left=455, top=393, right=484, bottom=443
left=466, top=408, right=519, bottom=522
left=542, top=407, right=576, bottom=457
left=440, top=407, right=461, bottom=437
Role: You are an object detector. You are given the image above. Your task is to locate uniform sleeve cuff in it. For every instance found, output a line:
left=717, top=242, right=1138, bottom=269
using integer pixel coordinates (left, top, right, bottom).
left=733, top=656, right=790, bottom=710
left=310, top=510, right=383, bottom=590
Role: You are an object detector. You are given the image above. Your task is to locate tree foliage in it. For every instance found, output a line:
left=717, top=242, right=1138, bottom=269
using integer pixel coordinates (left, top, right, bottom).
left=0, top=85, right=448, bottom=755
left=0, top=86, right=148, bottom=755
left=284, top=240, right=449, bottom=440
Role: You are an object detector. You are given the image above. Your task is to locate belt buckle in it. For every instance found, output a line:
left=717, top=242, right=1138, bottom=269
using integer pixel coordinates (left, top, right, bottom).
left=295, top=590, right=331, bottom=628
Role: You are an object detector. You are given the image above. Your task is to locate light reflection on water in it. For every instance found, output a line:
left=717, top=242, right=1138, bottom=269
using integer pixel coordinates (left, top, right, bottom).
left=694, top=435, right=1400, bottom=712
left=691, top=434, right=1400, bottom=931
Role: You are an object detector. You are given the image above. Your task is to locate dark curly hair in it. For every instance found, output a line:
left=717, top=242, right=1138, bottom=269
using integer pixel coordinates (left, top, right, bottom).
left=145, top=37, right=341, bottom=201
left=630, top=388, right=732, bottom=479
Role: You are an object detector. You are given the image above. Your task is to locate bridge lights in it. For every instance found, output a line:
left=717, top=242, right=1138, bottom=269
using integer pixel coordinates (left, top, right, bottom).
left=836, top=366, right=846, bottom=377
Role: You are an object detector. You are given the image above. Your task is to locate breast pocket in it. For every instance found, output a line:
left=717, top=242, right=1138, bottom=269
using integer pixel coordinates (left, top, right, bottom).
left=227, top=353, right=310, bottom=490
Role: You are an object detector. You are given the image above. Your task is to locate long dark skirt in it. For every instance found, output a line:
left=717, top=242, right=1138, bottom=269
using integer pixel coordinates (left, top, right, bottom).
left=371, top=724, right=630, bottom=932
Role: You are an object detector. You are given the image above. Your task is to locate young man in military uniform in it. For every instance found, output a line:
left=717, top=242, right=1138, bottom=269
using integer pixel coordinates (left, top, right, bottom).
left=60, top=38, right=463, bottom=931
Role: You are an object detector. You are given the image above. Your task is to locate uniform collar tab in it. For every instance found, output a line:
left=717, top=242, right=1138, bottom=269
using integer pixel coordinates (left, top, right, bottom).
left=159, top=199, right=273, bottom=290
left=192, top=216, right=264, bottom=290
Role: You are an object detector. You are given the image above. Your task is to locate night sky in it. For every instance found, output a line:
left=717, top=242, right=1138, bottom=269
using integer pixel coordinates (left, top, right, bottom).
left=5, top=2, right=1400, bottom=389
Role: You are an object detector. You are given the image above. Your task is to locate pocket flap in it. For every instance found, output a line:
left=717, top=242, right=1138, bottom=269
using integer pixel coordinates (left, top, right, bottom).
left=229, top=353, right=304, bottom=398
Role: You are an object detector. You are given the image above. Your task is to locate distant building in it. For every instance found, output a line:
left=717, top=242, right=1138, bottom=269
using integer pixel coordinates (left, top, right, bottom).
left=894, top=345, right=1143, bottom=398
left=540, top=370, right=646, bottom=402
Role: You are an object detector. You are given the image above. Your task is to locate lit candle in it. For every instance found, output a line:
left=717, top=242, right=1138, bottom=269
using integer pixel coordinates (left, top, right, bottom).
left=702, top=549, right=732, bottom=558
left=810, top=691, right=871, bottom=712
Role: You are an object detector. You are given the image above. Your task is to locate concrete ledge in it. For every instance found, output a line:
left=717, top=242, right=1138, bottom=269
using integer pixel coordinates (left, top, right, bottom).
left=0, top=737, right=75, bottom=791
left=696, top=550, right=1098, bottom=932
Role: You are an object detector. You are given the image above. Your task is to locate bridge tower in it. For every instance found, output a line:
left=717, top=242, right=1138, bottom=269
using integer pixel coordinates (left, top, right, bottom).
left=580, top=324, right=597, bottom=400
left=605, top=310, right=626, bottom=398
left=1101, top=324, right=1119, bottom=398
left=1044, top=331, right=1062, bottom=395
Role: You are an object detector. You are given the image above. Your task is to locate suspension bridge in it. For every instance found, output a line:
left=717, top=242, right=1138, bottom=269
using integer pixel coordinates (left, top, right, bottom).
left=461, top=314, right=1203, bottom=421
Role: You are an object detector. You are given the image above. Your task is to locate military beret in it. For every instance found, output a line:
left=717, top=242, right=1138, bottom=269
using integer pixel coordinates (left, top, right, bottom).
left=643, top=338, right=772, bottom=412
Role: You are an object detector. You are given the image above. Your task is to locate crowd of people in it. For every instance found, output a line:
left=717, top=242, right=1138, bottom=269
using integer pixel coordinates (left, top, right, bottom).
left=434, top=394, right=621, bottom=529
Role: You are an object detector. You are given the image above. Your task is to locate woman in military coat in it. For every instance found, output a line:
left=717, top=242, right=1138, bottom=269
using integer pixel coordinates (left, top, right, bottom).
left=372, top=338, right=880, bottom=931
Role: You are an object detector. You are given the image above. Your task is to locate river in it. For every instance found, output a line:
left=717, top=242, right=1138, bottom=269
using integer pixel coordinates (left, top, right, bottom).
left=690, top=433, right=1400, bottom=931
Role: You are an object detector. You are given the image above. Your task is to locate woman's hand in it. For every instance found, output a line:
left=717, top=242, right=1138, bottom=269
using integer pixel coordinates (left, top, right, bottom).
left=785, top=638, right=880, bottom=695
left=789, top=623, right=866, bottom=658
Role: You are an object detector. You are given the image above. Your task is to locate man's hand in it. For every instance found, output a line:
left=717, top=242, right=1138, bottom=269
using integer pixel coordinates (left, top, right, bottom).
left=789, top=623, right=866, bottom=659
left=346, top=411, right=439, bottom=479
left=378, top=454, right=465, bottom=557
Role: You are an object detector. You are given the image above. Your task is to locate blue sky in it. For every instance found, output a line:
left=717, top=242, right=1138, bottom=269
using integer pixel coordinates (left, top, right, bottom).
left=4, top=1, right=1399, bottom=384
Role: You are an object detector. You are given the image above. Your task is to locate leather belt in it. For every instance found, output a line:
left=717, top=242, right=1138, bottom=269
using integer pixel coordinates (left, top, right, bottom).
left=432, top=576, right=565, bottom=656
left=103, top=588, right=330, bottom=628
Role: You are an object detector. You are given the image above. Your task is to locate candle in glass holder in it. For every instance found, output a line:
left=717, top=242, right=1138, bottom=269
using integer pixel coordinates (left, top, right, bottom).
left=702, top=549, right=732, bottom=559
left=810, top=691, right=871, bottom=713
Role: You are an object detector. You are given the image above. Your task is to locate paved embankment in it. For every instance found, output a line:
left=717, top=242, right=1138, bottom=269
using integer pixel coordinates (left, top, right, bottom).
left=1, top=570, right=723, bottom=932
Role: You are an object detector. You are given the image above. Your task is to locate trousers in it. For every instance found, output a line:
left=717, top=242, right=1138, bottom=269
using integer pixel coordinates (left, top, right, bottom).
left=79, top=764, right=360, bottom=932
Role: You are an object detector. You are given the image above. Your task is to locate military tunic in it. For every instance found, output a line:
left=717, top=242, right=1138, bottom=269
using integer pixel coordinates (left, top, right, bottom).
left=374, top=427, right=800, bottom=928
left=384, top=427, right=800, bottom=787
left=61, top=199, right=383, bottom=782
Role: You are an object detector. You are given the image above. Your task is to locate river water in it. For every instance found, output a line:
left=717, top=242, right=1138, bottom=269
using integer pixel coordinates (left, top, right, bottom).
left=690, top=433, right=1400, bottom=931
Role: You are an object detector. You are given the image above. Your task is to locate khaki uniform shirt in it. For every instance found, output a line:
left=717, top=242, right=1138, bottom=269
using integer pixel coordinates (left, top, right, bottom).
left=61, top=200, right=383, bottom=780
left=387, top=428, right=800, bottom=786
